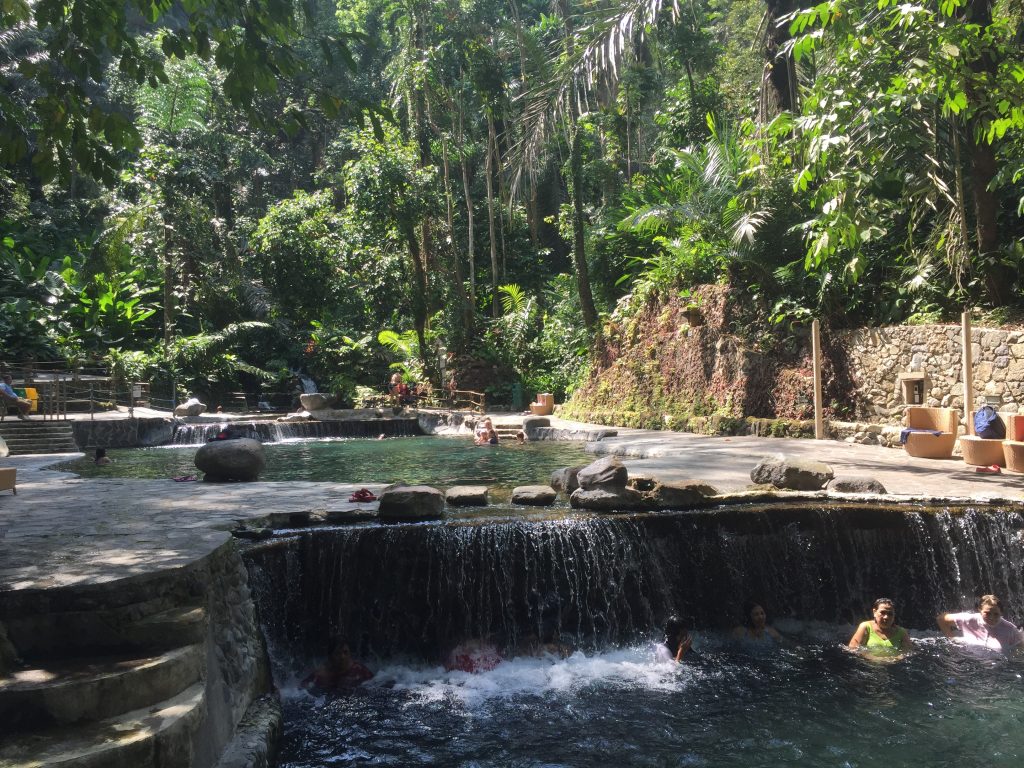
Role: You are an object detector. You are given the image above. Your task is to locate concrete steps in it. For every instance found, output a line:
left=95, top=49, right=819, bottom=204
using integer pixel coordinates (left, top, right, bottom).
left=0, top=597, right=213, bottom=768
left=0, top=645, right=203, bottom=734
left=0, top=681, right=207, bottom=768
left=5, top=604, right=207, bottom=658
left=0, top=421, right=79, bottom=454
left=492, top=418, right=524, bottom=440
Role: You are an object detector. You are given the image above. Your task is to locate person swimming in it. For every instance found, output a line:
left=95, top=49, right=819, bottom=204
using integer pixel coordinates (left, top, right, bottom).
left=848, top=597, right=913, bottom=655
left=936, top=594, right=1023, bottom=653
left=655, top=615, right=693, bottom=663
left=302, top=638, right=373, bottom=691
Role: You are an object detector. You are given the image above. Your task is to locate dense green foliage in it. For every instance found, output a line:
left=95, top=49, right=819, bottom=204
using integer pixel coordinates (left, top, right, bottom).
left=2, top=0, right=1022, bottom=406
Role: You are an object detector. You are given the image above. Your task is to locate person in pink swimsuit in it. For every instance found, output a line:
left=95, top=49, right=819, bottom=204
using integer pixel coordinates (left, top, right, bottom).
left=936, top=594, right=1023, bottom=653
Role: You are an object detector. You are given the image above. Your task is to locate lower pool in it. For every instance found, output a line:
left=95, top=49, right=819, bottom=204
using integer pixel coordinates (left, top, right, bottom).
left=56, top=436, right=590, bottom=493
left=277, top=632, right=1024, bottom=767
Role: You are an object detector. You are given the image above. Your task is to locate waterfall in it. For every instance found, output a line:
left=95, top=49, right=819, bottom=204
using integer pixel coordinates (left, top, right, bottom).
left=244, top=501, right=1024, bottom=668
left=171, top=418, right=422, bottom=446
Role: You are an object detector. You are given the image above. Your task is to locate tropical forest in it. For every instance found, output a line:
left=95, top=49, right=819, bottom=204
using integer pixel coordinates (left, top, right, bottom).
left=2, top=0, right=1023, bottom=417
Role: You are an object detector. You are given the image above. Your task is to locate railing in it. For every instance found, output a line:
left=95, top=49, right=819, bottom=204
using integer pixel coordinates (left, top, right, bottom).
left=420, top=388, right=487, bottom=413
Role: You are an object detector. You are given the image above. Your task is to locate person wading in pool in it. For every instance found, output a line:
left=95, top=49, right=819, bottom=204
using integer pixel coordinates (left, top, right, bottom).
left=936, top=594, right=1023, bottom=653
left=731, top=600, right=785, bottom=647
left=302, top=638, right=372, bottom=691
left=848, top=597, right=913, bottom=655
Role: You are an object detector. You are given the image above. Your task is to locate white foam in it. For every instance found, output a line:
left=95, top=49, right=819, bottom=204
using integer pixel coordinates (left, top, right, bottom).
left=365, top=644, right=704, bottom=706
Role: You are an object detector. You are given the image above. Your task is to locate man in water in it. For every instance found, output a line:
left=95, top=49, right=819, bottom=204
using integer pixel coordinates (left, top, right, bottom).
left=303, top=639, right=372, bottom=691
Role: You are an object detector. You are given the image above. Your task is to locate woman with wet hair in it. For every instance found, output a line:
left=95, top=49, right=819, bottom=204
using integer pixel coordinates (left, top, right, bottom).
left=732, top=599, right=784, bottom=646
left=936, top=594, right=1023, bottom=653
left=655, top=615, right=693, bottom=663
left=848, top=598, right=913, bottom=654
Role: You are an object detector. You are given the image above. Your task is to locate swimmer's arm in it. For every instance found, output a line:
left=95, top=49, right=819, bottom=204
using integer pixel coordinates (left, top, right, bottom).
left=675, top=634, right=692, bottom=662
left=766, top=626, right=785, bottom=643
left=936, top=613, right=958, bottom=638
left=898, top=628, right=914, bottom=652
left=848, top=622, right=868, bottom=649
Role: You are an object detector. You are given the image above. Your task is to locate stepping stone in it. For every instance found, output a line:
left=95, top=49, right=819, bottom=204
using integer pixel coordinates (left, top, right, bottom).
left=445, top=486, right=489, bottom=506
left=378, top=485, right=444, bottom=521
left=511, top=485, right=557, bottom=506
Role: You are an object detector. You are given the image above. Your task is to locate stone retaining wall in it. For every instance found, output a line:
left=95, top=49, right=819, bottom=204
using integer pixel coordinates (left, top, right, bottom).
left=832, top=324, right=1024, bottom=423
left=71, top=417, right=176, bottom=449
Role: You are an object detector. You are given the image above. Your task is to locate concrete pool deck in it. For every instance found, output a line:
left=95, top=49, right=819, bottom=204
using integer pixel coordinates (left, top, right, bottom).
left=1, top=416, right=1022, bottom=593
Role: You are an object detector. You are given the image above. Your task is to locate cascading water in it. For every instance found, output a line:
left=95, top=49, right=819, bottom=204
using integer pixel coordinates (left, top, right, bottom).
left=245, top=501, right=1024, bottom=669
left=244, top=501, right=1024, bottom=768
left=171, top=418, right=422, bottom=446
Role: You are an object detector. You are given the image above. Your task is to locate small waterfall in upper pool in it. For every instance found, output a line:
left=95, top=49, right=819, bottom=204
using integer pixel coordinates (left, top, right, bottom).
left=244, top=501, right=1024, bottom=673
left=171, top=418, right=422, bottom=445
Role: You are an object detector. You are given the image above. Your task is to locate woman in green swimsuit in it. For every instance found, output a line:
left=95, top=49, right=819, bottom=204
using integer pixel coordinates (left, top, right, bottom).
left=848, top=597, right=913, bottom=654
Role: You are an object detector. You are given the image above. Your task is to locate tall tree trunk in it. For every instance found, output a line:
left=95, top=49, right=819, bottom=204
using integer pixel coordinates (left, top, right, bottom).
left=560, top=0, right=600, bottom=333
left=509, top=0, right=540, bottom=245
left=486, top=111, right=501, bottom=318
left=440, top=126, right=473, bottom=337
left=763, top=0, right=797, bottom=113
left=455, top=86, right=477, bottom=316
left=965, top=0, right=1012, bottom=304
left=161, top=212, right=175, bottom=355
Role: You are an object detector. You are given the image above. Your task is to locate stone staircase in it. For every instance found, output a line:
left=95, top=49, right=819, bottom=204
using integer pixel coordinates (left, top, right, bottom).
left=492, top=418, right=524, bottom=441
left=0, top=547, right=279, bottom=768
left=0, top=602, right=210, bottom=767
left=0, top=420, right=79, bottom=455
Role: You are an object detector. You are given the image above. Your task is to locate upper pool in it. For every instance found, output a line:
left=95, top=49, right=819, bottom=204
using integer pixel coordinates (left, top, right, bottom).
left=57, top=436, right=590, bottom=494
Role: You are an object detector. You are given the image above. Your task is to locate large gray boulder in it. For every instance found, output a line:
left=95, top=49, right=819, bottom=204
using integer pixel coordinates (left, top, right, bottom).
left=446, top=485, right=489, bottom=506
left=522, top=416, right=550, bottom=440
left=194, top=438, right=266, bottom=481
left=828, top=476, right=887, bottom=495
left=511, top=485, right=557, bottom=506
left=174, top=398, right=206, bottom=417
left=550, top=465, right=586, bottom=495
left=750, top=454, right=834, bottom=491
left=577, top=456, right=628, bottom=490
left=299, top=393, right=335, bottom=411
left=569, top=486, right=647, bottom=511
left=379, top=484, right=444, bottom=521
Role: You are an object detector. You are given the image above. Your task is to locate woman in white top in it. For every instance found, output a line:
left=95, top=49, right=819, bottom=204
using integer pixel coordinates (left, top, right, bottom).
left=937, top=594, right=1023, bottom=652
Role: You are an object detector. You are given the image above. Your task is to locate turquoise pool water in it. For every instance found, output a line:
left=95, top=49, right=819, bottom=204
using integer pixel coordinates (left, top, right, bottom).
left=58, top=436, right=590, bottom=494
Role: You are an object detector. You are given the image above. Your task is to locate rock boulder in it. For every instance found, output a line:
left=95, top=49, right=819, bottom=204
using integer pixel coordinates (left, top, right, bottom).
left=174, top=398, right=206, bottom=417
left=644, top=480, right=720, bottom=509
left=828, top=476, right=887, bottom=495
left=577, top=456, right=628, bottom=490
left=511, top=485, right=557, bottom=506
left=379, top=484, right=444, bottom=521
left=195, top=438, right=266, bottom=482
left=750, top=454, right=834, bottom=491
left=550, top=465, right=586, bottom=495
left=569, top=486, right=647, bottom=511
left=445, top=485, right=489, bottom=506
left=299, top=393, right=335, bottom=411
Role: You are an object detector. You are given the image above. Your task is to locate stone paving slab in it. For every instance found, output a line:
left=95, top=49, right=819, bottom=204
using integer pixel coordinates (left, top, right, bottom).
left=0, top=455, right=387, bottom=592
left=1, top=421, right=1022, bottom=594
